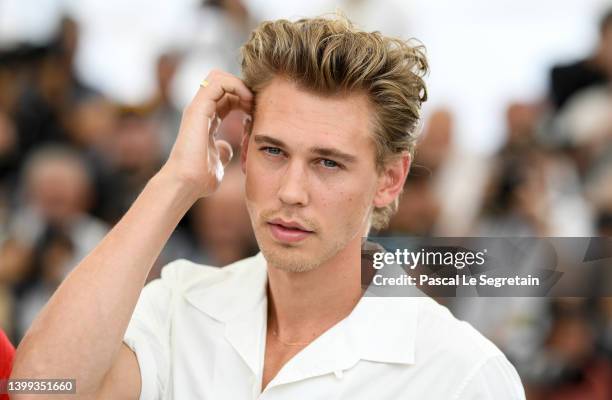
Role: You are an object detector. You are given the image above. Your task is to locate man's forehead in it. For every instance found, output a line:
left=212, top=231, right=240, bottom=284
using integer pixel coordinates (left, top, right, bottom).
left=252, top=77, right=374, bottom=148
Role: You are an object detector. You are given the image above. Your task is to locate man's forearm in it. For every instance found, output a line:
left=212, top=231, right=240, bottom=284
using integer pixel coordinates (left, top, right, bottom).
left=11, top=170, right=199, bottom=395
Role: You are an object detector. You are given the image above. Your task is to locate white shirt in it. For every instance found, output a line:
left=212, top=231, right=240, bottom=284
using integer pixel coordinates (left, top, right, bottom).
left=124, top=252, right=525, bottom=399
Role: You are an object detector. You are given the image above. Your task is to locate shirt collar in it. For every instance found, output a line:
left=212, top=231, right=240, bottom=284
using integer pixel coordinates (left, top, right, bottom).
left=183, top=252, right=418, bottom=370
left=182, top=252, right=268, bottom=323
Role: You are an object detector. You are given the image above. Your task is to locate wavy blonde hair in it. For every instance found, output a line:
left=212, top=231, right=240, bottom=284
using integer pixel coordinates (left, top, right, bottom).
left=240, top=14, right=428, bottom=229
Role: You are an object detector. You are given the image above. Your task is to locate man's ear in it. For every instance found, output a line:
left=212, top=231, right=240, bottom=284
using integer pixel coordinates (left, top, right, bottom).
left=373, top=153, right=411, bottom=208
left=240, top=115, right=252, bottom=174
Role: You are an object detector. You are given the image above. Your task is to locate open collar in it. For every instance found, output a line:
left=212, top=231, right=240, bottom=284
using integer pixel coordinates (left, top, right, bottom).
left=182, top=252, right=419, bottom=384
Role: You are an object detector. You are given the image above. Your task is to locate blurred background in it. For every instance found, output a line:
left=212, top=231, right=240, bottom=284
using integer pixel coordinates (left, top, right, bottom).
left=0, top=0, right=611, bottom=398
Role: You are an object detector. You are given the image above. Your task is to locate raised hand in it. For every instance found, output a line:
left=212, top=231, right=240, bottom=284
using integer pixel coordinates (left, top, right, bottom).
left=162, top=69, right=253, bottom=199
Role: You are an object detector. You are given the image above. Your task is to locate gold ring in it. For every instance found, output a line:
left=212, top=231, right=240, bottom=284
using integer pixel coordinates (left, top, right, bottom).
left=200, top=79, right=209, bottom=88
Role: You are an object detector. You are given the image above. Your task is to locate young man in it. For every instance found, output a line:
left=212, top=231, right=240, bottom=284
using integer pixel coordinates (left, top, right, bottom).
left=12, top=16, right=525, bottom=399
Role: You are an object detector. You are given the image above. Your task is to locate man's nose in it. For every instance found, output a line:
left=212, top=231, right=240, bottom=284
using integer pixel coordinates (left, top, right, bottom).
left=277, top=160, right=309, bottom=207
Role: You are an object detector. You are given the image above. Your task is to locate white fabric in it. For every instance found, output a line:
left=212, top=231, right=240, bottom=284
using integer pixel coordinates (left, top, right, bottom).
left=124, top=252, right=525, bottom=399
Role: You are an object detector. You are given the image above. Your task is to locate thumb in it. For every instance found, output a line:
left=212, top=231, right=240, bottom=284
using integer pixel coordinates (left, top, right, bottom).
left=215, top=139, right=234, bottom=167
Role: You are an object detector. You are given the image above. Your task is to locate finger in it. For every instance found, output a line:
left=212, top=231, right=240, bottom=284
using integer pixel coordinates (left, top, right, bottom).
left=183, top=74, right=253, bottom=141
left=216, top=93, right=245, bottom=119
left=207, top=114, right=221, bottom=148
left=194, top=71, right=253, bottom=114
left=215, top=139, right=233, bottom=167
left=209, top=70, right=254, bottom=106
left=205, top=81, right=252, bottom=116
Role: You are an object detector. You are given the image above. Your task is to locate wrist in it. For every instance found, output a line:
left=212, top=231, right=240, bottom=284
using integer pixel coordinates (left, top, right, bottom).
left=151, top=167, right=201, bottom=208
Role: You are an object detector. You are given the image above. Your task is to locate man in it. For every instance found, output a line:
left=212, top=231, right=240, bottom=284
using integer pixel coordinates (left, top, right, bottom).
left=12, top=16, right=525, bottom=399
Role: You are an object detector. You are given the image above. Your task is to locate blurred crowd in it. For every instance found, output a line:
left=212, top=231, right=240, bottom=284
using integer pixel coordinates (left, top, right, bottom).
left=0, top=2, right=611, bottom=399
left=399, top=10, right=612, bottom=400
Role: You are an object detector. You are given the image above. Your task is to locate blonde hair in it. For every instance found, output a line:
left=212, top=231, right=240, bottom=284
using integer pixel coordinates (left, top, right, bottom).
left=240, top=14, right=428, bottom=229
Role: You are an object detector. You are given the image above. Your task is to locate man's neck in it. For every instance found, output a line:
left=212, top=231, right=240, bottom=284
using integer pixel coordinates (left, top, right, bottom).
left=265, top=237, right=364, bottom=343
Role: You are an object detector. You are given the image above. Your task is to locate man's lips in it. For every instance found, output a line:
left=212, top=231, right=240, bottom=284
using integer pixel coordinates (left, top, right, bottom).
left=267, top=218, right=314, bottom=243
left=268, top=218, right=313, bottom=232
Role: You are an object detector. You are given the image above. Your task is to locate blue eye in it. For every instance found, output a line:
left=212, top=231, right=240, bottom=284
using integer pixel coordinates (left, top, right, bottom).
left=320, top=159, right=339, bottom=169
left=262, top=146, right=282, bottom=156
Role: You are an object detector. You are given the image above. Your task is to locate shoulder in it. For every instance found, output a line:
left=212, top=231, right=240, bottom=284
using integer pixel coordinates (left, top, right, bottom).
left=415, top=297, right=502, bottom=362
left=156, top=253, right=263, bottom=293
left=128, top=253, right=265, bottom=330
left=144, top=253, right=267, bottom=322
left=133, top=254, right=262, bottom=314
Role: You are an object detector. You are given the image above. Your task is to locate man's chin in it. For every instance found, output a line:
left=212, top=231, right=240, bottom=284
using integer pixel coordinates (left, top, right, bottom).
left=258, top=240, right=321, bottom=273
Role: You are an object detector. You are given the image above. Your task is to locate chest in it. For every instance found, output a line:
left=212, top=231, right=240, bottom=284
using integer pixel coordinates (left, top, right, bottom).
left=261, top=331, right=306, bottom=390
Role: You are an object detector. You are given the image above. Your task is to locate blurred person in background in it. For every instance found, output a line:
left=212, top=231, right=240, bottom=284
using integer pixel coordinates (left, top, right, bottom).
left=521, top=299, right=612, bottom=400
left=0, top=111, right=18, bottom=191
left=474, top=99, right=593, bottom=238
left=450, top=96, right=594, bottom=371
left=385, top=171, right=440, bottom=235
left=450, top=141, right=556, bottom=359
left=502, top=102, right=545, bottom=153
left=552, top=68, right=612, bottom=191
left=596, top=211, right=612, bottom=236
left=414, top=108, right=491, bottom=236
left=13, top=16, right=95, bottom=161
left=549, top=8, right=612, bottom=111
left=64, top=93, right=117, bottom=156
left=545, top=11, right=612, bottom=246
left=581, top=141, right=612, bottom=217
left=384, top=110, right=449, bottom=235
left=77, top=108, right=167, bottom=225
left=106, top=111, right=165, bottom=216
left=190, top=163, right=257, bottom=266
left=598, top=295, right=612, bottom=362
left=62, top=93, right=120, bottom=222
left=548, top=9, right=612, bottom=206
left=593, top=214, right=612, bottom=368
left=147, top=52, right=183, bottom=159
left=12, top=227, right=76, bottom=340
left=3, top=145, right=107, bottom=340
left=0, top=111, right=18, bottom=240
left=10, top=145, right=107, bottom=250
left=0, top=237, right=32, bottom=338
left=475, top=145, right=551, bottom=236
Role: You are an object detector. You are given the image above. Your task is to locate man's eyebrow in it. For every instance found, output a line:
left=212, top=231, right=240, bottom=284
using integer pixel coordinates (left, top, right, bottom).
left=253, top=134, right=285, bottom=147
left=253, top=134, right=357, bottom=163
left=310, top=147, right=357, bottom=163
